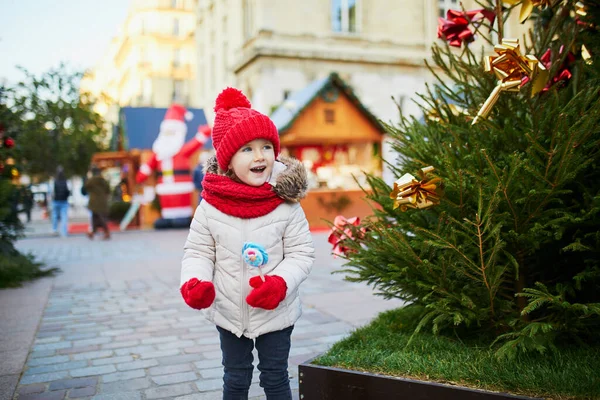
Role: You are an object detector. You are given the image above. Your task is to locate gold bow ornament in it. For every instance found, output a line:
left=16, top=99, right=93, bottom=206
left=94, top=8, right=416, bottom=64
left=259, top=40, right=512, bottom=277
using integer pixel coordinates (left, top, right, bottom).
left=390, top=166, right=442, bottom=211
left=503, top=0, right=552, bottom=23
left=472, top=39, right=549, bottom=125
left=426, top=103, right=468, bottom=124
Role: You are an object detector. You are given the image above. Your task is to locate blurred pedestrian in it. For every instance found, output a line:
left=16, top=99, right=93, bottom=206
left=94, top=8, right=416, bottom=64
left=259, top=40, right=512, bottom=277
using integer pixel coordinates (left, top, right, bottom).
left=19, top=185, right=34, bottom=223
left=52, top=166, right=70, bottom=237
left=80, top=174, right=93, bottom=236
left=84, top=165, right=111, bottom=240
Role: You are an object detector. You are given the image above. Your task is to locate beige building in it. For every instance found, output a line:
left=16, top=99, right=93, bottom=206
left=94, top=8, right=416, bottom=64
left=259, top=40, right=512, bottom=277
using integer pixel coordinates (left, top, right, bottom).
left=195, top=0, right=529, bottom=124
left=194, top=0, right=528, bottom=182
left=82, top=0, right=198, bottom=126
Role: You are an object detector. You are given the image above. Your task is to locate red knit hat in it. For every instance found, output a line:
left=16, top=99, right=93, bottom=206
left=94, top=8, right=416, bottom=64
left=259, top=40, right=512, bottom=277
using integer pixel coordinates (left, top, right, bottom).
left=212, top=87, right=280, bottom=171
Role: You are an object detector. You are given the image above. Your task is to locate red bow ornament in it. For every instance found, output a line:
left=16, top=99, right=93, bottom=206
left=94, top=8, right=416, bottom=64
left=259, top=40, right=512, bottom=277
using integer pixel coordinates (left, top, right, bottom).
left=328, top=216, right=364, bottom=257
left=522, top=46, right=575, bottom=91
left=437, top=9, right=496, bottom=48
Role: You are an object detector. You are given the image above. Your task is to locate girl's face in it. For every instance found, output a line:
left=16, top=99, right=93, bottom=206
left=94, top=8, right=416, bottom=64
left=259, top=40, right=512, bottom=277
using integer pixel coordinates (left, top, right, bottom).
left=228, top=139, right=275, bottom=186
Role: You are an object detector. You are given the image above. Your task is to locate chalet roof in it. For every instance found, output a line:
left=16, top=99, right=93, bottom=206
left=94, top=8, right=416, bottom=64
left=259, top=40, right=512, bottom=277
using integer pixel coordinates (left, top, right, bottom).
left=116, top=106, right=211, bottom=150
left=270, top=72, right=385, bottom=135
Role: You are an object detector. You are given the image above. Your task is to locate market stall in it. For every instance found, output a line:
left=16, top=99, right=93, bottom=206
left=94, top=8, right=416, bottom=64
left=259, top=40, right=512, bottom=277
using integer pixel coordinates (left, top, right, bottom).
left=270, top=73, right=385, bottom=228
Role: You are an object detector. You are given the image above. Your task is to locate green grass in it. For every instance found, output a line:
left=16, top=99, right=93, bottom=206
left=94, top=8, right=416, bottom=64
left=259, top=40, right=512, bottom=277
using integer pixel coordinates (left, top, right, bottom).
left=0, top=251, right=58, bottom=288
left=313, top=307, right=600, bottom=400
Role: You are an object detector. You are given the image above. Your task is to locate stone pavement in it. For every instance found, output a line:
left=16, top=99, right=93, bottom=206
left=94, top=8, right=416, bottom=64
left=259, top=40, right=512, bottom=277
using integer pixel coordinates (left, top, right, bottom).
left=1, top=229, right=404, bottom=400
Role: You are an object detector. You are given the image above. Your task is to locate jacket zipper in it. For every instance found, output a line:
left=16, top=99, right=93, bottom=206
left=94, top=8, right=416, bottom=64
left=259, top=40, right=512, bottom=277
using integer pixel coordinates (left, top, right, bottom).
left=241, top=220, right=248, bottom=332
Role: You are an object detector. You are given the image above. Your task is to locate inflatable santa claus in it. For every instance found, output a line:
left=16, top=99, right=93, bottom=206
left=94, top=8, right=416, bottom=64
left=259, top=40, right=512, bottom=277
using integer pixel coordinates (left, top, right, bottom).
left=136, top=104, right=211, bottom=229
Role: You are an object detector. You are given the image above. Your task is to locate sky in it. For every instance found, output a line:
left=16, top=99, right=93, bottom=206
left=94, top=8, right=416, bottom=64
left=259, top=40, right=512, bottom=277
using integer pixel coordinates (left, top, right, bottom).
left=0, top=0, right=130, bottom=85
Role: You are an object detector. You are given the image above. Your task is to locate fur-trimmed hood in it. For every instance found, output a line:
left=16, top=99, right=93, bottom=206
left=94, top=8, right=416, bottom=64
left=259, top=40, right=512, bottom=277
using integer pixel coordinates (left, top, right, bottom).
left=203, top=155, right=308, bottom=203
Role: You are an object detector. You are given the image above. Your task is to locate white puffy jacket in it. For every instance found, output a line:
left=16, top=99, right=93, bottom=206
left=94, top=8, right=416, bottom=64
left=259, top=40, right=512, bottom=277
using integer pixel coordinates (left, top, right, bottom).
left=181, top=157, right=315, bottom=339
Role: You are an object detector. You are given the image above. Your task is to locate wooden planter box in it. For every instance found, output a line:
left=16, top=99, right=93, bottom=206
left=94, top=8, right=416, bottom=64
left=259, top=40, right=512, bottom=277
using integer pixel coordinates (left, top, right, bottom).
left=298, top=359, right=542, bottom=400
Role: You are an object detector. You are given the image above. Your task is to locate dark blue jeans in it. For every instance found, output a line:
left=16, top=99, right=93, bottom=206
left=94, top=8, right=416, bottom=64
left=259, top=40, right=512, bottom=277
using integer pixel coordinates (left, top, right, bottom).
left=217, top=325, right=293, bottom=400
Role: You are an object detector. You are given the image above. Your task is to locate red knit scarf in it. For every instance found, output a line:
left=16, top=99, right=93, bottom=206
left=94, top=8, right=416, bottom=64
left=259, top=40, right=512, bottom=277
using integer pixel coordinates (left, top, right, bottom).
left=202, top=173, right=284, bottom=218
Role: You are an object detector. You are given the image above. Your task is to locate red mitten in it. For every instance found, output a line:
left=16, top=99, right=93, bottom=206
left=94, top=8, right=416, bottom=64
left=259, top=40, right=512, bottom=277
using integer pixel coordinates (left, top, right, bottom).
left=246, top=275, right=287, bottom=310
left=180, top=278, right=215, bottom=310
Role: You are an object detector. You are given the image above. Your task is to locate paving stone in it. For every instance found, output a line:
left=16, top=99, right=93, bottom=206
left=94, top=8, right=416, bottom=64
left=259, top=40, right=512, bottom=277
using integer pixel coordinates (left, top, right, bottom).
left=115, top=333, right=150, bottom=342
left=69, top=385, right=97, bottom=398
left=91, top=392, right=142, bottom=400
left=148, top=363, right=192, bottom=376
left=156, top=353, right=204, bottom=366
left=35, top=331, right=64, bottom=339
left=193, top=358, right=222, bottom=369
left=99, top=328, right=135, bottom=337
left=64, top=332, right=98, bottom=341
left=196, top=336, right=220, bottom=345
left=17, top=383, right=46, bottom=395
left=138, top=349, right=180, bottom=359
left=176, top=392, right=222, bottom=400
left=151, top=371, right=198, bottom=386
left=198, top=367, right=223, bottom=379
left=58, top=345, right=100, bottom=355
left=72, top=350, right=114, bottom=361
left=150, top=328, right=192, bottom=337
left=114, top=345, right=155, bottom=357
left=102, top=369, right=146, bottom=383
left=101, top=340, right=139, bottom=350
left=18, top=389, right=66, bottom=400
left=156, top=340, right=195, bottom=350
left=71, top=365, right=117, bottom=378
left=140, top=335, right=178, bottom=345
left=27, top=355, right=70, bottom=367
left=99, top=377, right=151, bottom=394
left=92, top=355, right=134, bottom=366
left=25, top=360, right=88, bottom=375
left=72, top=336, right=112, bottom=347
left=49, top=376, right=99, bottom=390
left=201, top=350, right=222, bottom=359
left=248, top=384, right=264, bottom=398
left=20, top=371, right=70, bottom=385
left=33, top=336, right=61, bottom=345
left=182, top=344, right=219, bottom=354
left=144, top=382, right=195, bottom=399
left=195, top=378, right=223, bottom=392
left=116, top=359, right=158, bottom=371
left=31, top=341, right=72, bottom=352
left=28, top=349, right=57, bottom=359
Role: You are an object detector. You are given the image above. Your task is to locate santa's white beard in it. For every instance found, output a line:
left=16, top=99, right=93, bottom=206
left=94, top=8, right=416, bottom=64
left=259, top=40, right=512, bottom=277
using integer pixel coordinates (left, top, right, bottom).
left=153, top=120, right=187, bottom=160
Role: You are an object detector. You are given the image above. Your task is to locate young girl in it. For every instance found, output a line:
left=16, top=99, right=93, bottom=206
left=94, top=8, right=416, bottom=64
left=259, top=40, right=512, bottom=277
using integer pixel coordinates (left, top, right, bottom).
left=180, top=87, right=315, bottom=399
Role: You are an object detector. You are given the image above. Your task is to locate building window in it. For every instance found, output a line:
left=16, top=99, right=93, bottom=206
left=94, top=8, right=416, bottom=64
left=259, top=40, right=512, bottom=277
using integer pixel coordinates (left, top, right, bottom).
left=244, top=0, right=254, bottom=39
left=173, top=18, right=180, bottom=36
left=143, top=79, right=152, bottom=104
left=324, top=109, right=336, bottom=124
left=172, top=0, right=183, bottom=9
left=283, top=90, right=291, bottom=100
left=438, top=0, right=458, bottom=18
left=332, top=0, right=358, bottom=33
left=173, top=80, right=185, bottom=102
left=173, top=48, right=181, bottom=67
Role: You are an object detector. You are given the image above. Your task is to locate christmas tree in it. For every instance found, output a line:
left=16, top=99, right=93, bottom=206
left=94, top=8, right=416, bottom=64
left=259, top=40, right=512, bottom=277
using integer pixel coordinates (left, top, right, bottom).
left=0, top=87, right=56, bottom=287
left=334, top=0, right=600, bottom=357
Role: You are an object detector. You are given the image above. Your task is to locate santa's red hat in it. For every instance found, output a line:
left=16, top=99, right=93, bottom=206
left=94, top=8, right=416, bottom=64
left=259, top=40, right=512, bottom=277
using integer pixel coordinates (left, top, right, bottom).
left=164, top=104, right=193, bottom=122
